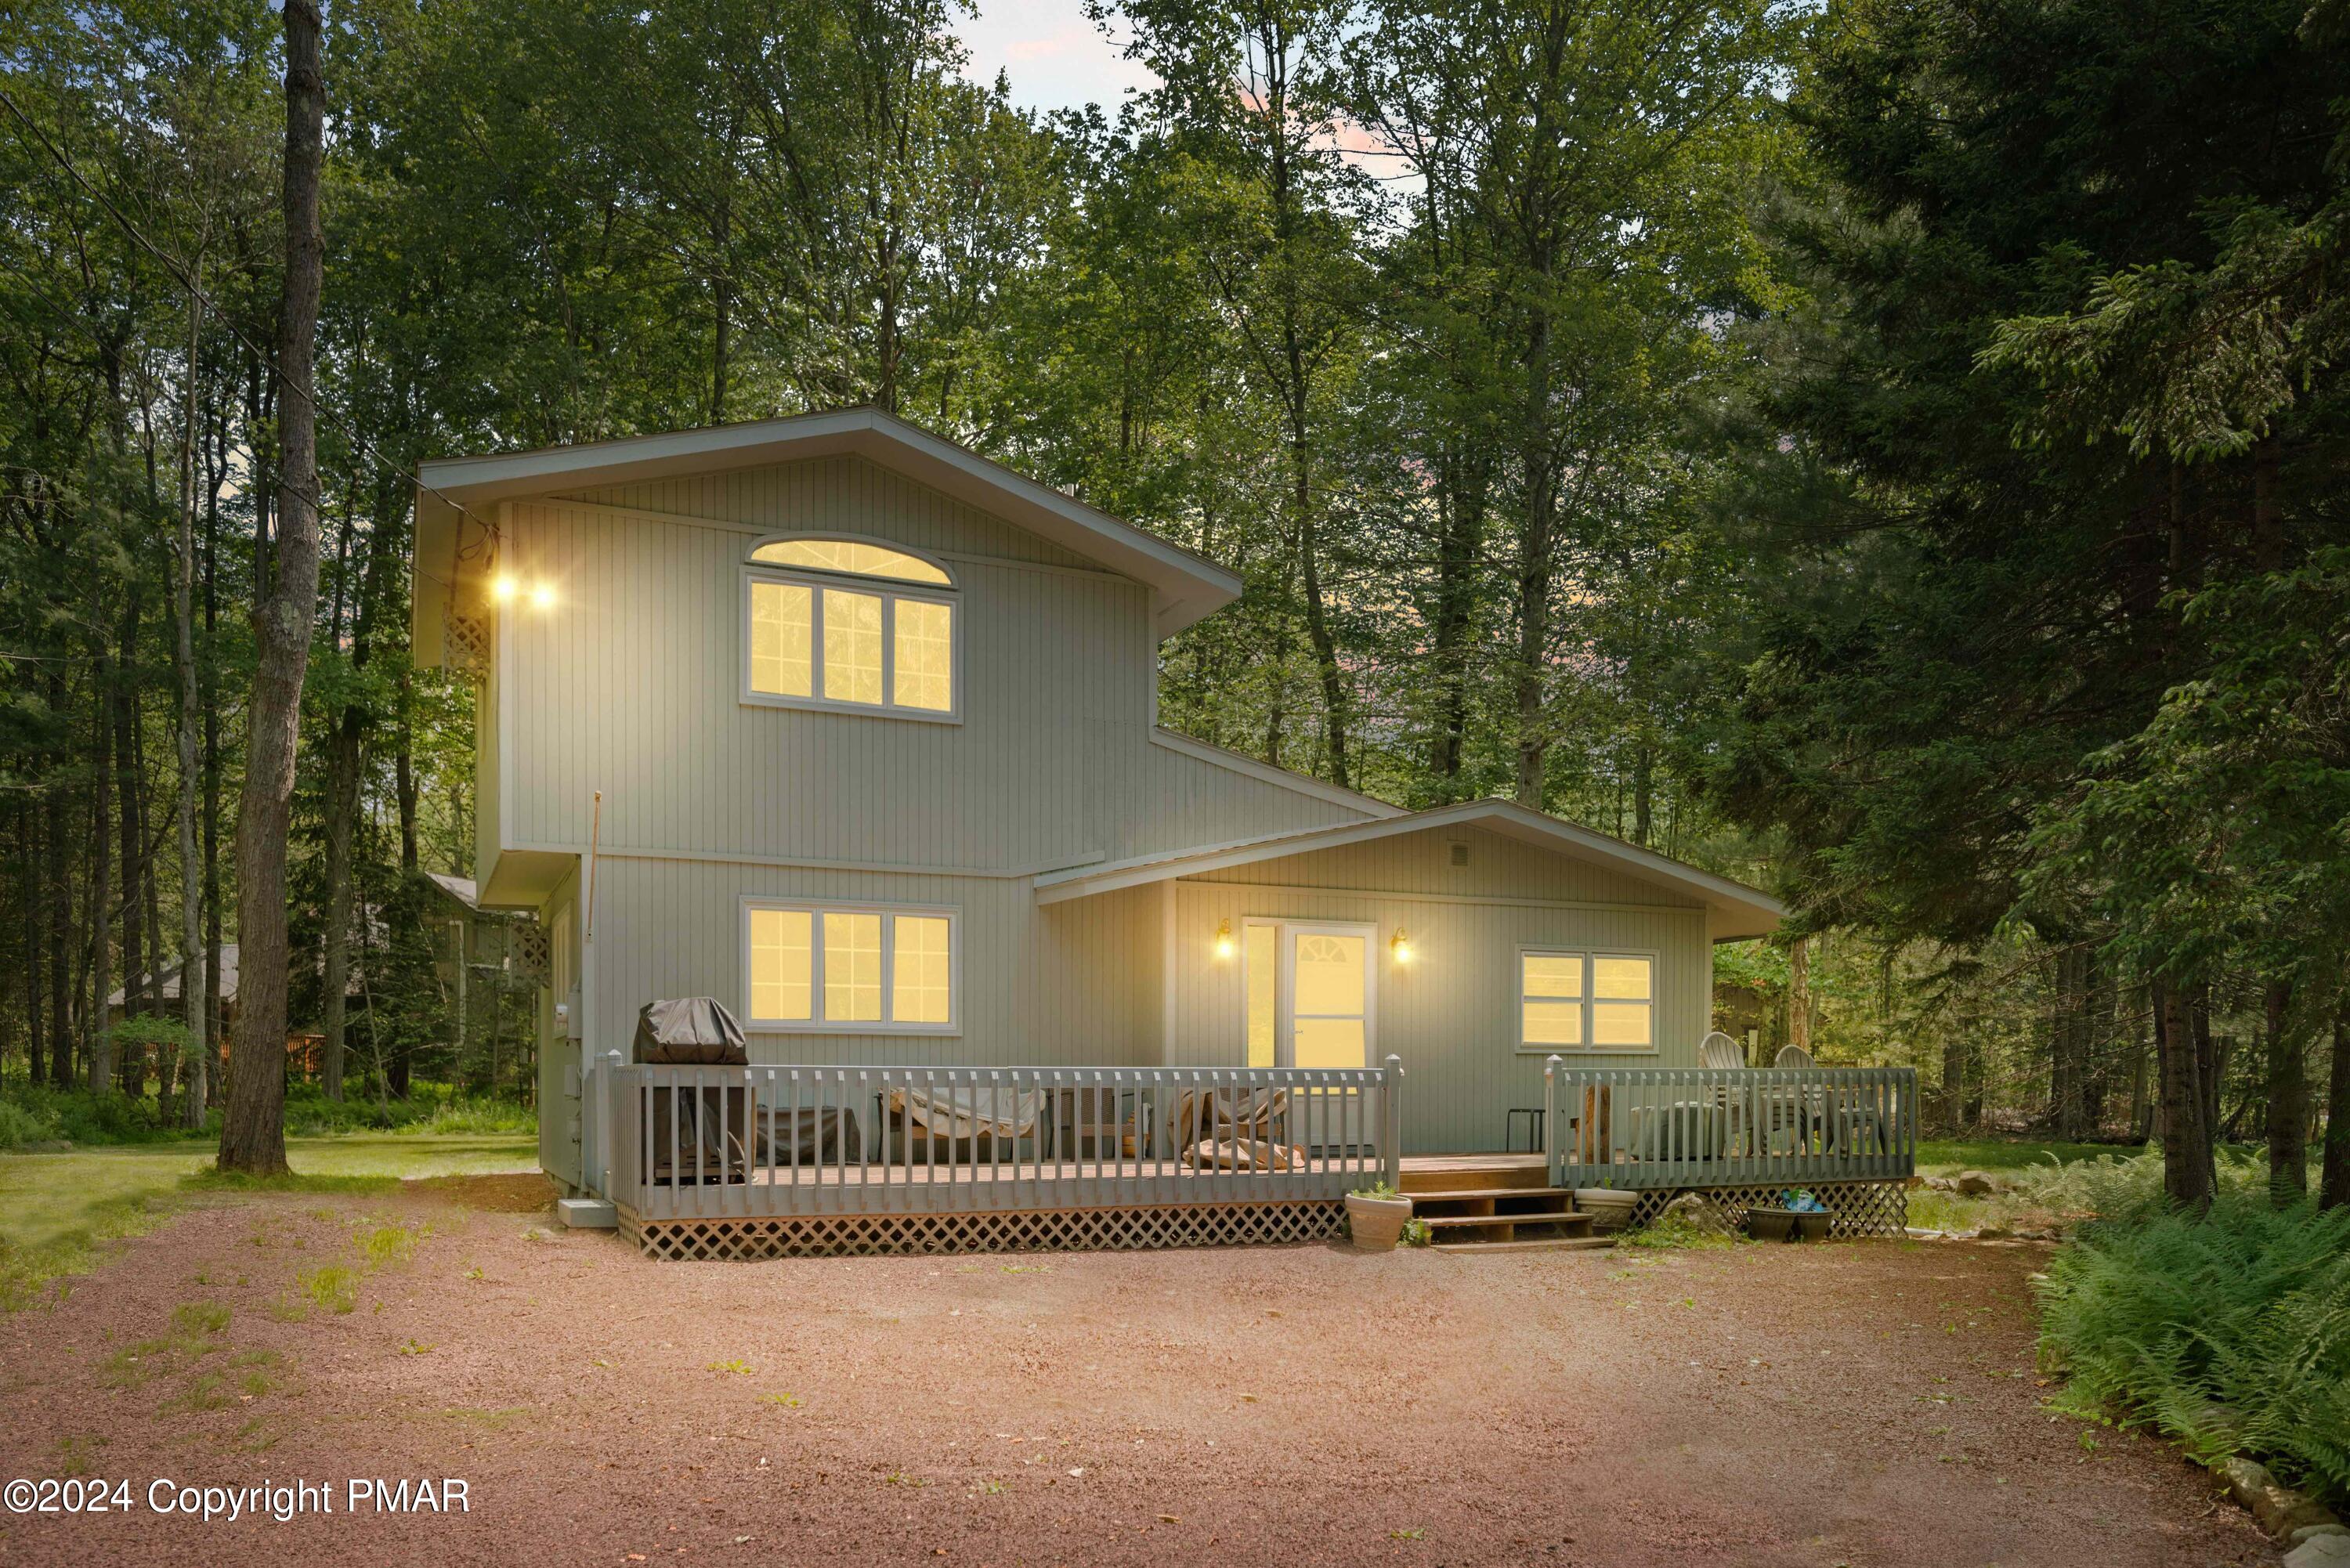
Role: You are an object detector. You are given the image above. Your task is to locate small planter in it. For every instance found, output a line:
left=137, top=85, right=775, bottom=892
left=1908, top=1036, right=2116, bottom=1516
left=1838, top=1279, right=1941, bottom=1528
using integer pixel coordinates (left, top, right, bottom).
left=1574, top=1188, right=1639, bottom=1234
left=1344, top=1192, right=1414, bottom=1252
left=1794, top=1211, right=1833, bottom=1243
left=1746, top=1206, right=1799, bottom=1242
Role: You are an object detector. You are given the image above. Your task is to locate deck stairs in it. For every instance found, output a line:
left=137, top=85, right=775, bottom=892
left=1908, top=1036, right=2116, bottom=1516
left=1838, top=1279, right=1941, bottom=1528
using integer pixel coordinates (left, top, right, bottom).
left=1398, top=1155, right=1611, bottom=1254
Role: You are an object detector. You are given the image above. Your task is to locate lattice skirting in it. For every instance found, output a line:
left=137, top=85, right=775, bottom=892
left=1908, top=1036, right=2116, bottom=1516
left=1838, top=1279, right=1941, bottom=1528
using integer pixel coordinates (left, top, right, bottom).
left=620, top=1199, right=1348, bottom=1261
left=1628, top=1180, right=1908, bottom=1240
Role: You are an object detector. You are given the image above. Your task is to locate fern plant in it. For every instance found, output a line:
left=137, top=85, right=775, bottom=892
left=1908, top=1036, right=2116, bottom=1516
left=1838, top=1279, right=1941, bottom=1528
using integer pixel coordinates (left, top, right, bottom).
left=2037, top=1194, right=2350, bottom=1508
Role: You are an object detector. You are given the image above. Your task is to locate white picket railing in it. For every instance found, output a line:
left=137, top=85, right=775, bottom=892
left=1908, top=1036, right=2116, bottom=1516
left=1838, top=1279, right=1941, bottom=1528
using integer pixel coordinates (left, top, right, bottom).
left=1543, top=1061, right=1917, bottom=1190
left=597, top=1056, right=1404, bottom=1222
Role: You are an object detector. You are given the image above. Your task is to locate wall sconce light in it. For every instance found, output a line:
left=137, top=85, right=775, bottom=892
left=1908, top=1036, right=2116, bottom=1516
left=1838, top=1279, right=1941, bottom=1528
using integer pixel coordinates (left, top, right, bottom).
left=1214, top=918, right=1235, bottom=960
left=1390, top=927, right=1412, bottom=964
left=490, top=573, right=518, bottom=604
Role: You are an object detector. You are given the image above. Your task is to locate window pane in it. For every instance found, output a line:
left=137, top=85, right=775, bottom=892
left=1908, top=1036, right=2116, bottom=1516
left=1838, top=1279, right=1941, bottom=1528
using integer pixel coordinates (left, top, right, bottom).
left=1522, top=952, right=1582, bottom=999
left=1523, top=999, right=1583, bottom=1046
left=751, top=539, right=950, bottom=586
left=891, top=915, right=952, bottom=1024
left=1593, top=956, right=1652, bottom=1000
left=1292, top=933, right=1365, bottom=1017
left=749, top=582, right=812, bottom=697
left=822, top=590, right=884, bottom=705
left=1244, top=923, right=1275, bottom=1069
left=1593, top=1002, right=1652, bottom=1048
left=748, top=909, right=812, bottom=1021
left=892, top=598, right=953, bottom=711
left=1292, top=1017, right=1365, bottom=1069
left=822, top=912, right=882, bottom=1021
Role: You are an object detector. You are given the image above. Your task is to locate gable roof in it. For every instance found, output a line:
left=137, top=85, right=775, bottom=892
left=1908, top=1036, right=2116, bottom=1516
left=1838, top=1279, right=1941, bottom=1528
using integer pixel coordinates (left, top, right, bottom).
left=412, top=406, right=1244, bottom=660
left=1032, top=798, right=1785, bottom=940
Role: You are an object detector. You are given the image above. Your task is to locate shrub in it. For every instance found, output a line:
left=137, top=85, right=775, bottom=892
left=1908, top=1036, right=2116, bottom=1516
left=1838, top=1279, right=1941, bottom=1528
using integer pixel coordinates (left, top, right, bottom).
left=0, top=1096, right=63, bottom=1151
left=2036, top=1195, right=2350, bottom=1508
left=0, top=1082, right=207, bottom=1147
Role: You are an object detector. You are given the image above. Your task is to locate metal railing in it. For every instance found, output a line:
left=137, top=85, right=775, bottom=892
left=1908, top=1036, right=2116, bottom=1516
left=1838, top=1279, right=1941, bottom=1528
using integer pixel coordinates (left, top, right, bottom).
left=1543, top=1061, right=1916, bottom=1190
left=598, top=1055, right=1404, bottom=1222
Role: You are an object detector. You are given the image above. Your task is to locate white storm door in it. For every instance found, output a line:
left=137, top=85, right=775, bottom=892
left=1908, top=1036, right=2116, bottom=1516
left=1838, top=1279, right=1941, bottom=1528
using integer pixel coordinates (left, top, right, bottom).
left=1280, top=923, right=1375, bottom=1070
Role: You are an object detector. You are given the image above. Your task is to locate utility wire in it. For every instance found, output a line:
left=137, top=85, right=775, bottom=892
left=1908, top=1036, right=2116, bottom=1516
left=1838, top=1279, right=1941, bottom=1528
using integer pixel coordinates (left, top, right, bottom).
left=0, top=81, right=501, bottom=570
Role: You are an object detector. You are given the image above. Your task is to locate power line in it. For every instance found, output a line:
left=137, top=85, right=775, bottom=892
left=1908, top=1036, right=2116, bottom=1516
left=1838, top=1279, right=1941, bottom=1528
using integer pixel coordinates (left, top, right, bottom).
left=0, top=81, right=501, bottom=569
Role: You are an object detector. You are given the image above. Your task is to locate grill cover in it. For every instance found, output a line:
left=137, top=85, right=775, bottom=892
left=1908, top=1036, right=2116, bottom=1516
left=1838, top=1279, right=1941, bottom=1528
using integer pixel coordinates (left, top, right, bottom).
left=632, top=997, right=748, bottom=1064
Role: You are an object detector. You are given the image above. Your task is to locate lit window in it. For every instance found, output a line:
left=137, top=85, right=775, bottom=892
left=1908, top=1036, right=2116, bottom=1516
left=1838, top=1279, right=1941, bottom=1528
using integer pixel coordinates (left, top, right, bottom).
left=892, top=598, right=953, bottom=712
left=891, top=916, right=953, bottom=1024
left=749, top=582, right=812, bottom=698
left=822, top=590, right=884, bottom=706
left=747, top=908, right=812, bottom=1021
left=1520, top=951, right=1654, bottom=1051
left=750, top=538, right=951, bottom=585
left=744, top=539, right=956, bottom=717
left=743, top=902, right=956, bottom=1031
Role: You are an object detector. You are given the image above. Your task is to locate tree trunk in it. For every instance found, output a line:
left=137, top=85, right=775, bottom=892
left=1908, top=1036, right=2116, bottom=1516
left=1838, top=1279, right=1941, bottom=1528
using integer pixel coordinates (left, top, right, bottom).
left=89, top=645, right=115, bottom=1093
left=201, top=402, right=225, bottom=1119
left=395, top=668, right=418, bottom=873
left=220, top=0, right=325, bottom=1176
left=319, top=714, right=360, bottom=1100
left=175, top=278, right=208, bottom=1125
left=45, top=670, right=72, bottom=1086
left=2265, top=980, right=2307, bottom=1205
left=1787, top=936, right=1810, bottom=1053
left=2157, top=978, right=2215, bottom=1212
left=2322, top=1011, right=2349, bottom=1212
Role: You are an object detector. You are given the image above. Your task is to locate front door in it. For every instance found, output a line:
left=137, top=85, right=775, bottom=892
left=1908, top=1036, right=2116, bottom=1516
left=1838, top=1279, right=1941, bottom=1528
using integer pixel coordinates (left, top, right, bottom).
left=1244, top=920, right=1376, bottom=1069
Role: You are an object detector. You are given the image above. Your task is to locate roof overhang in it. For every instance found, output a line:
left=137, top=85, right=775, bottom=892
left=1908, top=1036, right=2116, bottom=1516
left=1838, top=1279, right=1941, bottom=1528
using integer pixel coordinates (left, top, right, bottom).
left=412, top=406, right=1243, bottom=663
left=1033, top=799, right=1786, bottom=941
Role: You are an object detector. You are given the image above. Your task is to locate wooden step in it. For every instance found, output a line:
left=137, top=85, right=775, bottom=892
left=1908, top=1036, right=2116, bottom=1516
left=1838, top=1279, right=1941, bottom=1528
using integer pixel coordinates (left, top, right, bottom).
left=1415, top=1211, right=1594, bottom=1245
left=1398, top=1157, right=1548, bottom=1194
left=1408, top=1185, right=1575, bottom=1206
left=1432, top=1235, right=1615, bottom=1255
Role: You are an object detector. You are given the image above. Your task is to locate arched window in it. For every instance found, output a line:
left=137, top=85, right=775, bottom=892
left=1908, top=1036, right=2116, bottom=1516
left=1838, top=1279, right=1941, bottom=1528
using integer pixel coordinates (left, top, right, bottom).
left=741, top=536, right=959, bottom=720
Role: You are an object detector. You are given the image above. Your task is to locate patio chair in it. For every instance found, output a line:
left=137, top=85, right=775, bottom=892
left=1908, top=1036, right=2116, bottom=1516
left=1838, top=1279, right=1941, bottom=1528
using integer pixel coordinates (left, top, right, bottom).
left=1697, top=1031, right=1751, bottom=1154
left=1770, top=1045, right=1823, bottom=1154
left=886, top=1083, right=1042, bottom=1164
left=1161, top=1084, right=1293, bottom=1165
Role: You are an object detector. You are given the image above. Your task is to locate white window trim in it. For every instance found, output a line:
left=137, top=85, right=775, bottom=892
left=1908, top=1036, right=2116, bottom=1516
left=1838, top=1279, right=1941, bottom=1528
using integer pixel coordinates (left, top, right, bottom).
left=1514, top=945, right=1659, bottom=1056
left=738, top=547, right=963, bottom=724
left=1242, top=916, right=1379, bottom=1069
left=739, top=896, right=961, bottom=1035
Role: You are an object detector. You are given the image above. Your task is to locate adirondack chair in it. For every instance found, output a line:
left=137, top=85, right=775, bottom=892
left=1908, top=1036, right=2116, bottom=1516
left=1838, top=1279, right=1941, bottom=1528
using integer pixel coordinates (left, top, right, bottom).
left=1697, top=1032, right=1753, bottom=1154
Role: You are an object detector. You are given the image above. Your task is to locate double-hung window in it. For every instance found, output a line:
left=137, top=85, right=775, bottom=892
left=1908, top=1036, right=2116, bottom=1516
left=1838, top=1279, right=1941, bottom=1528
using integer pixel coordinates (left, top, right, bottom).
left=743, top=537, right=957, bottom=719
left=744, top=901, right=957, bottom=1033
left=1518, top=949, right=1655, bottom=1052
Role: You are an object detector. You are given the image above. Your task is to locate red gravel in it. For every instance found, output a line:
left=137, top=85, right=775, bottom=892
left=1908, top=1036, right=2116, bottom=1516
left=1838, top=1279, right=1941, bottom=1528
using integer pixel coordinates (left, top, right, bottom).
left=0, top=1183, right=2275, bottom=1567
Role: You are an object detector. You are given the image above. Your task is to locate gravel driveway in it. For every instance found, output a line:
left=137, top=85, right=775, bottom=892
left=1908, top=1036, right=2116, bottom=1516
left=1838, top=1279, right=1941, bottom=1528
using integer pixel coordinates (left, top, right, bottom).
left=0, top=1180, right=2274, bottom=1567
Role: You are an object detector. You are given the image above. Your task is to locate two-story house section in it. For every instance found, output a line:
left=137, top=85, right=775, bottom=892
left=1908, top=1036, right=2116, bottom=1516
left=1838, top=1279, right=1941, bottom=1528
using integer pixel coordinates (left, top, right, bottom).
left=412, top=407, right=1784, bottom=1194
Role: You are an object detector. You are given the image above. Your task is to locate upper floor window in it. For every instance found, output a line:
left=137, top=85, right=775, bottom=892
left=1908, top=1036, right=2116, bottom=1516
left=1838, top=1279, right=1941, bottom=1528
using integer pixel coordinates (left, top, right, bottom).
left=742, top=536, right=957, bottom=720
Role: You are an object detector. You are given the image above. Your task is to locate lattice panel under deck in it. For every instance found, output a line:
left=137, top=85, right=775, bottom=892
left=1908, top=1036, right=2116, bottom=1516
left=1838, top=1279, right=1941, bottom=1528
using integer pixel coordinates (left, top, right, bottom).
left=1628, top=1180, right=1907, bottom=1240
left=622, top=1200, right=1349, bottom=1261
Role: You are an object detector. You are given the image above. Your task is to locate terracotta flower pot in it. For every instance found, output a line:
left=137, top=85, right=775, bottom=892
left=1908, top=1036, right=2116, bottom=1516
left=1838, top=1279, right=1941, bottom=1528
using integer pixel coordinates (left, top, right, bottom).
left=1345, top=1193, right=1413, bottom=1251
left=1574, top=1188, right=1638, bottom=1234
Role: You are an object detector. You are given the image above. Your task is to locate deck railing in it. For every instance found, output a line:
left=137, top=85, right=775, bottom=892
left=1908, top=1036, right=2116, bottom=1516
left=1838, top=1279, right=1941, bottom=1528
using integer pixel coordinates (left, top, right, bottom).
left=597, top=1056, right=1403, bottom=1222
left=1543, top=1061, right=1916, bottom=1190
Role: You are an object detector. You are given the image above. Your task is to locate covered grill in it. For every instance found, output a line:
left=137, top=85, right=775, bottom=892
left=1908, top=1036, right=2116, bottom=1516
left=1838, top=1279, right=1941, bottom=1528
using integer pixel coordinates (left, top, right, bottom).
left=636, top=998, right=753, bottom=1184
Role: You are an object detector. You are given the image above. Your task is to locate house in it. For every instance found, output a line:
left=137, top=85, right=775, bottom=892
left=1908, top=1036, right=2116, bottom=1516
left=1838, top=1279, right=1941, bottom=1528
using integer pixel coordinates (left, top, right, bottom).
left=412, top=407, right=1913, bottom=1256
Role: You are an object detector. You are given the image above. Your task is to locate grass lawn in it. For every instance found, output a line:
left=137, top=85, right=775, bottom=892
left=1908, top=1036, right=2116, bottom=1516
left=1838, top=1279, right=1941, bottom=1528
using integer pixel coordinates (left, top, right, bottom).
left=0, top=1132, right=537, bottom=1310
left=1915, top=1136, right=2142, bottom=1174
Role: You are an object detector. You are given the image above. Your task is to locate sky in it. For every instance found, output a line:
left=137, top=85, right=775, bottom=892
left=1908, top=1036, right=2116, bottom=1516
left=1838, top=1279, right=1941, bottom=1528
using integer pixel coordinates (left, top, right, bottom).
left=952, top=0, right=1158, bottom=119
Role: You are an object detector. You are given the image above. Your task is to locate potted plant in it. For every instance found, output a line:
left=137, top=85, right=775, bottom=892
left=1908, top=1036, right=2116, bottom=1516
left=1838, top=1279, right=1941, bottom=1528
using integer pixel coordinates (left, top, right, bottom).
left=1572, top=1182, right=1639, bottom=1234
left=1344, top=1183, right=1414, bottom=1251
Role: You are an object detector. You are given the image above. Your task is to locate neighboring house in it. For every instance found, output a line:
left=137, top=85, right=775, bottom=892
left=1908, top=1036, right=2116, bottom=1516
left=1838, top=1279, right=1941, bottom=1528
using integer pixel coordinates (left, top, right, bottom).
left=413, top=408, right=1909, bottom=1255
